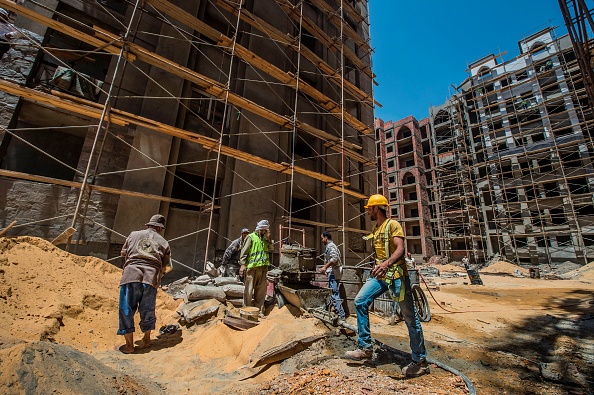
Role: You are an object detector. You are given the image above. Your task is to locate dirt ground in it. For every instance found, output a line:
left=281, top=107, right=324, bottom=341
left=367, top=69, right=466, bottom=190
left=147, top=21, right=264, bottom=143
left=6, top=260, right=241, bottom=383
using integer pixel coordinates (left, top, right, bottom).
left=1, top=236, right=593, bottom=394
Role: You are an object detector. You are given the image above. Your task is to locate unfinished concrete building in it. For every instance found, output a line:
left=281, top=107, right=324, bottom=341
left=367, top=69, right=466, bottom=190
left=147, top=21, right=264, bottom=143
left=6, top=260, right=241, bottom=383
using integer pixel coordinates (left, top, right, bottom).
left=375, top=116, right=435, bottom=260
left=378, top=27, right=594, bottom=266
left=0, top=0, right=377, bottom=275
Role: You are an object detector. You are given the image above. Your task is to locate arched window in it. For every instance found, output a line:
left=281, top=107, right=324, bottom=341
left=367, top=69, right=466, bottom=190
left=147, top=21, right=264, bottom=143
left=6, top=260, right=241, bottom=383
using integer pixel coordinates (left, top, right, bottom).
left=478, top=66, right=490, bottom=79
left=397, top=126, right=412, bottom=140
left=530, top=41, right=546, bottom=53
left=402, top=172, right=416, bottom=185
left=434, top=110, right=450, bottom=125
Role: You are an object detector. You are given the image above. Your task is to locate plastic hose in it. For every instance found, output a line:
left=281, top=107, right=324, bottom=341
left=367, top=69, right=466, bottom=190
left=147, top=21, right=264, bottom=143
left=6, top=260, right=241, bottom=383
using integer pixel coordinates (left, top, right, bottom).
left=336, top=320, right=477, bottom=395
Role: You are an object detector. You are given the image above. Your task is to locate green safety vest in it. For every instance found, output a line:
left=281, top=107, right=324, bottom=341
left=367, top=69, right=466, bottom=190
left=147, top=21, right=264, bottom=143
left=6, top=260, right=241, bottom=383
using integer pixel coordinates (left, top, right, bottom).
left=363, top=219, right=406, bottom=302
left=246, top=232, right=270, bottom=269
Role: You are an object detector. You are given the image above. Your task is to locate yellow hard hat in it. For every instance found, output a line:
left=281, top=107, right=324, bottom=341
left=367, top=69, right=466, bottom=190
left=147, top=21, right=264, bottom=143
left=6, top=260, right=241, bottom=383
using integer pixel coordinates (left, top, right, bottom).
left=364, top=194, right=389, bottom=209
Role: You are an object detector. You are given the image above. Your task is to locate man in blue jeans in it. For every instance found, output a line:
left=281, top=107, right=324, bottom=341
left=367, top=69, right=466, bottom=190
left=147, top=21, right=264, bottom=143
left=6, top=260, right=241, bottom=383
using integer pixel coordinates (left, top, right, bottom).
left=319, top=231, right=345, bottom=320
left=345, top=194, right=429, bottom=377
left=117, top=214, right=171, bottom=353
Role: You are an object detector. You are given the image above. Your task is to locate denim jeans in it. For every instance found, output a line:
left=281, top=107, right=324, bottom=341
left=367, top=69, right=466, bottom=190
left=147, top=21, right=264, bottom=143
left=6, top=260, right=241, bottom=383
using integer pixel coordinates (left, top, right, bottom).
left=117, top=282, right=157, bottom=335
left=328, top=273, right=346, bottom=319
left=354, top=276, right=427, bottom=362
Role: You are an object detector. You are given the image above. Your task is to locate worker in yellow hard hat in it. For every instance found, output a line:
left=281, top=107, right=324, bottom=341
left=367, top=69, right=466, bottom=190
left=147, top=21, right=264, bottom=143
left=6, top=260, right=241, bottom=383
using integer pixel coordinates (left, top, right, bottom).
left=345, top=194, right=429, bottom=378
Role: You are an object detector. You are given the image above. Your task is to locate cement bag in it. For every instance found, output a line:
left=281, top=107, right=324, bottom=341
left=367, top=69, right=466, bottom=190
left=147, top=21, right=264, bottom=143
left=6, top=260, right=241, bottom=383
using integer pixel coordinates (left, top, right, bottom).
left=190, top=274, right=212, bottom=286
left=214, top=276, right=242, bottom=286
left=185, top=305, right=220, bottom=324
left=168, top=276, right=189, bottom=287
left=177, top=300, right=220, bottom=324
left=185, top=284, right=226, bottom=303
left=222, top=284, right=245, bottom=299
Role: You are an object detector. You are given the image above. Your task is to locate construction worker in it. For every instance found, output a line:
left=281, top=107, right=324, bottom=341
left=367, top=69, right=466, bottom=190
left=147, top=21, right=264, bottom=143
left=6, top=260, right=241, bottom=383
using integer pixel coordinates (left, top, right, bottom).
left=462, top=255, right=470, bottom=269
left=240, top=220, right=273, bottom=316
left=405, top=252, right=416, bottom=269
left=319, top=231, right=346, bottom=320
left=117, top=214, right=171, bottom=354
left=345, top=194, right=429, bottom=378
left=220, top=227, right=249, bottom=277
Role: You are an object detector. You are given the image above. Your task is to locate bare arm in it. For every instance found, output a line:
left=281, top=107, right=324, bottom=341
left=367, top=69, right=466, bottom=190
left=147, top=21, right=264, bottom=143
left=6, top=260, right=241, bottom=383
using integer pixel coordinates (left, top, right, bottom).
left=239, top=237, right=252, bottom=275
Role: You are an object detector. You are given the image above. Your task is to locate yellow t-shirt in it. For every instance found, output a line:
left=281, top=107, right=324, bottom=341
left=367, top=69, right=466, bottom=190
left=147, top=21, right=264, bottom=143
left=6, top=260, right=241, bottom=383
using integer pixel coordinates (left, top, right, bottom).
left=371, top=218, right=404, bottom=260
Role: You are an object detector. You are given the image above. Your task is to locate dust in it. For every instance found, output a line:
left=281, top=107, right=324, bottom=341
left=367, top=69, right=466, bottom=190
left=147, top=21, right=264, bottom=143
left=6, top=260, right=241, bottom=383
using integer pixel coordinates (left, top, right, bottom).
left=438, top=263, right=466, bottom=273
left=0, top=236, right=329, bottom=394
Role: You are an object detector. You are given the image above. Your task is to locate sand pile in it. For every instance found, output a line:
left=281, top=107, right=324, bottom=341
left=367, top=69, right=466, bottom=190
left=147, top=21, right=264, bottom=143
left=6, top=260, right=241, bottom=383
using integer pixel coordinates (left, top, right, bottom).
left=561, top=261, right=594, bottom=281
left=439, top=264, right=465, bottom=273
left=0, top=236, right=179, bottom=351
left=188, top=306, right=325, bottom=372
left=0, top=236, right=331, bottom=394
left=0, top=341, right=162, bottom=395
left=480, top=260, right=529, bottom=276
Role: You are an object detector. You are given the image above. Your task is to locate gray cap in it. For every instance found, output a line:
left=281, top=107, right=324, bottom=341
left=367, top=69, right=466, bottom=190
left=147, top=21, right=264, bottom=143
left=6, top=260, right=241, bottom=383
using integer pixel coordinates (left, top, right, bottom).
left=146, top=214, right=166, bottom=229
left=241, top=228, right=249, bottom=233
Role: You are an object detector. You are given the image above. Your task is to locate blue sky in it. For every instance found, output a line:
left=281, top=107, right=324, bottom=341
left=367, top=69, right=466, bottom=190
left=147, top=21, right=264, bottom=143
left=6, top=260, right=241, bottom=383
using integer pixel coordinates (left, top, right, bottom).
left=369, top=1, right=568, bottom=122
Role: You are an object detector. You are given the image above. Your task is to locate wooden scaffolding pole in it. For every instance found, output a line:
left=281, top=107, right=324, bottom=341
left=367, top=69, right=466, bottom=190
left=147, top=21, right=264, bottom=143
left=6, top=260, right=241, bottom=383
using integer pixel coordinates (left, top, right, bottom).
left=0, top=79, right=367, bottom=199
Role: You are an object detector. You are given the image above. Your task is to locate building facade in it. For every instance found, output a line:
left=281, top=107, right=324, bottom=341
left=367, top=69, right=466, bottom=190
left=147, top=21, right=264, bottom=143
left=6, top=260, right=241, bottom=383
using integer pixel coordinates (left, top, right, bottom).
left=0, top=0, right=376, bottom=275
left=379, top=28, right=594, bottom=266
left=375, top=116, right=435, bottom=260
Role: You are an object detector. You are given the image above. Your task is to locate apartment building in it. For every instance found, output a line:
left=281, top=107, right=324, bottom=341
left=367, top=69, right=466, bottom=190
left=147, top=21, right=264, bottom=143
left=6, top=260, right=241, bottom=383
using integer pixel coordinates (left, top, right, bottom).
left=375, top=116, right=435, bottom=260
left=379, top=28, right=594, bottom=266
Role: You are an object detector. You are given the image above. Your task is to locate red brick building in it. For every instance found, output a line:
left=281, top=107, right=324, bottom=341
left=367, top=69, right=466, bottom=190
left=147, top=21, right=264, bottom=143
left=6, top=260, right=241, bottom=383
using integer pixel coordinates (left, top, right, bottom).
left=375, top=116, right=436, bottom=261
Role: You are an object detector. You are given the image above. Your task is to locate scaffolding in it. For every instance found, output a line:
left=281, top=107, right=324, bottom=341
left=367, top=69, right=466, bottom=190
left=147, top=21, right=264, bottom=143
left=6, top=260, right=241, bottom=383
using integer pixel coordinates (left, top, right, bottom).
left=429, top=26, right=594, bottom=266
left=0, top=0, right=378, bottom=272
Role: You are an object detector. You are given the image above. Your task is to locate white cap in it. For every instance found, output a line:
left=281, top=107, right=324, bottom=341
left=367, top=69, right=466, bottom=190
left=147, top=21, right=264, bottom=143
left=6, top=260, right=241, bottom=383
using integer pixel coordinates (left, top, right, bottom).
left=255, top=220, right=270, bottom=231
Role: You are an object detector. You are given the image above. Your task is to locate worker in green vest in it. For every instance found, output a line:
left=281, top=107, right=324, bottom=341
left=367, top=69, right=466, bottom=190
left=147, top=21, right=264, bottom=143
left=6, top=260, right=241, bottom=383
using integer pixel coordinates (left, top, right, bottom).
left=239, top=219, right=274, bottom=316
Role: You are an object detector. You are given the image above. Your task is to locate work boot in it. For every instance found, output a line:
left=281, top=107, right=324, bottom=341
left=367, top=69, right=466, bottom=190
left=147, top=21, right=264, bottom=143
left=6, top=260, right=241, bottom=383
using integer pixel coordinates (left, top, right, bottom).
left=402, top=359, right=430, bottom=377
left=344, top=348, right=373, bottom=360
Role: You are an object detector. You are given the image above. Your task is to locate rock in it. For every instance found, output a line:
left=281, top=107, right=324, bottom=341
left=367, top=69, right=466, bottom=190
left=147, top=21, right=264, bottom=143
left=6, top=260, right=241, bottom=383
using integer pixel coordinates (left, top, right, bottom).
left=540, top=361, right=563, bottom=382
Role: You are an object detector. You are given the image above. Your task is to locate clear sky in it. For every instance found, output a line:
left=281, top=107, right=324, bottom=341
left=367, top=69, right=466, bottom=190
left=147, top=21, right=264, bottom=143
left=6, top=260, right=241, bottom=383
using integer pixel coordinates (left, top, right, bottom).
left=369, top=0, right=568, bottom=122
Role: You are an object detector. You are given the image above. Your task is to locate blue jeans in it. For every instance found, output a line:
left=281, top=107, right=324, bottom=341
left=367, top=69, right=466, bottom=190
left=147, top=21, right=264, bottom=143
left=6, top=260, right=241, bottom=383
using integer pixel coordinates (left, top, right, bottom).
left=354, top=276, right=427, bottom=362
left=328, top=273, right=346, bottom=319
left=117, top=282, right=157, bottom=335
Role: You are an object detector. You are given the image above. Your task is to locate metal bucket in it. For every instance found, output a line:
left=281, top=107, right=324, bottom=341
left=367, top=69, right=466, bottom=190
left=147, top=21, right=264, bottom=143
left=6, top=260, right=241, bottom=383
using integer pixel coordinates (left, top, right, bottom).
left=239, top=306, right=260, bottom=322
left=277, top=284, right=331, bottom=310
left=466, top=269, right=483, bottom=285
left=408, top=269, right=420, bottom=285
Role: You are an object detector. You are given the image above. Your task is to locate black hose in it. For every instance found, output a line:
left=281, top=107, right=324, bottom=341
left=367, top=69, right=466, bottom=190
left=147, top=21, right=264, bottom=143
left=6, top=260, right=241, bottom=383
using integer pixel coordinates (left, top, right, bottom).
left=336, top=320, right=477, bottom=395
left=412, top=284, right=431, bottom=322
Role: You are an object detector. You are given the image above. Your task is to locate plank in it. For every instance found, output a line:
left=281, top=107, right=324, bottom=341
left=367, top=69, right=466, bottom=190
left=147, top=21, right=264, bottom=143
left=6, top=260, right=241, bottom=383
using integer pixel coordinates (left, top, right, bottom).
left=0, top=81, right=368, bottom=199
left=0, top=220, right=16, bottom=237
